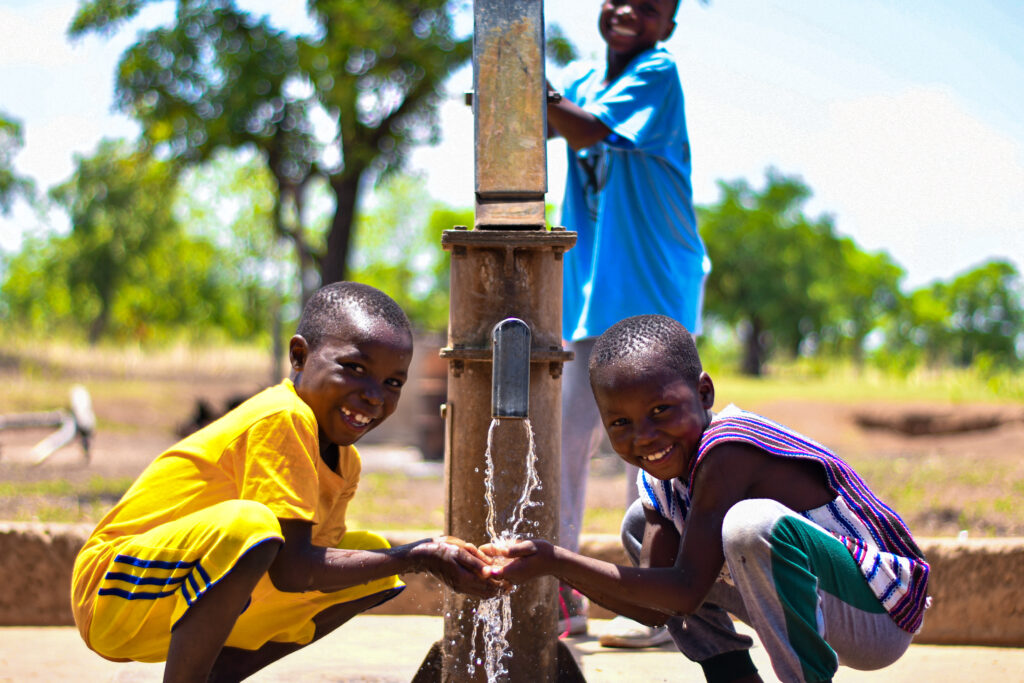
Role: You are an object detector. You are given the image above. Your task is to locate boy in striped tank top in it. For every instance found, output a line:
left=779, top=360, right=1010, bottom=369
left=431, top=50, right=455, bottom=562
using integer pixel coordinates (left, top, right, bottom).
left=485, top=314, right=929, bottom=683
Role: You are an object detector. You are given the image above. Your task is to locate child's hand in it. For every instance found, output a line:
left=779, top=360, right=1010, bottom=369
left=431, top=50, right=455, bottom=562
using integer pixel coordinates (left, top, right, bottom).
left=414, top=537, right=502, bottom=598
left=434, top=535, right=491, bottom=565
left=479, top=539, right=553, bottom=584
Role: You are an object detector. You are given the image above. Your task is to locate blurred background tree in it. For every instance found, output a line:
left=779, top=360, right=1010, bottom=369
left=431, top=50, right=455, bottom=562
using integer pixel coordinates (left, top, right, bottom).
left=0, top=111, right=37, bottom=216
left=48, top=139, right=181, bottom=343
left=697, top=168, right=1023, bottom=376
left=69, top=0, right=576, bottom=299
left=1, top=140, right=283, bottom=348
left=700, top=169, right=841, bottom=375
left=881, top=259, right=1023, bottom=372
left=349, top=173, right=463, bottom=333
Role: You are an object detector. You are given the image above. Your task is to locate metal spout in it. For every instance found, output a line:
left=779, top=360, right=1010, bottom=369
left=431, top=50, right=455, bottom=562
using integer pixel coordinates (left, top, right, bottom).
left=491, top=318, right=531, bottom=419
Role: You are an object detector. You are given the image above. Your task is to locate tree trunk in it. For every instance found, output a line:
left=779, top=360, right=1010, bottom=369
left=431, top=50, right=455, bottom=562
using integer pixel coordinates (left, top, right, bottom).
left=322, top=171, right=363, bottom=285
left=88, top=297, right=110, bottom=345
left=740, top=317, right=764, bottom=376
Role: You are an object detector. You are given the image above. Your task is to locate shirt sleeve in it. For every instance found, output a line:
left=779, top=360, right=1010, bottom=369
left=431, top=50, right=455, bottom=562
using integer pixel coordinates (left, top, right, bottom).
left=231, top=409, right=321, bottom=523
left=582, top=57, right=684, bottom=152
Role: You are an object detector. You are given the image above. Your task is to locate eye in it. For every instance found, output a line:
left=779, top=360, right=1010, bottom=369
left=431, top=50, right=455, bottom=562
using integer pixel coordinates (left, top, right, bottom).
left=650, top=404, right=670, bottom=417
left=341, top=362, right=365, bottom=375
left=608, top=417, right=629, bottom=428
left=384, top=377, right=404, bottom=389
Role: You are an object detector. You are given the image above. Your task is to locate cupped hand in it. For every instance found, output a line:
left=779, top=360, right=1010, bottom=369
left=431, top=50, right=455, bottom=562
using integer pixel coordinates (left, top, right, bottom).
left=434, top=535, right=491, bottom=565
left=419, top=537, right=503, bottom=598
left=478, top=538, right=552, bottom=584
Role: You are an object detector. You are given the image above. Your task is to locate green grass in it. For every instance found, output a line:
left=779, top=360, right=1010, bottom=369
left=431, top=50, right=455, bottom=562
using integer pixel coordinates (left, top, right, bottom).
left=707, top=361, right=1024, bottom=406
left=0, top=475, right=135, bottom=523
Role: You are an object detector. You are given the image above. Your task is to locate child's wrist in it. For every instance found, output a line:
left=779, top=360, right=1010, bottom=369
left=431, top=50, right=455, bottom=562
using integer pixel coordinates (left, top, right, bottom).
left=402, top=539, right=437, bottom=573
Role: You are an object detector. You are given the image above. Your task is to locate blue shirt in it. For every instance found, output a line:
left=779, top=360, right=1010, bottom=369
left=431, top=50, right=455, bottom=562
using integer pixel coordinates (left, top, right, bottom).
left=559, top=47, right=710, bottom=340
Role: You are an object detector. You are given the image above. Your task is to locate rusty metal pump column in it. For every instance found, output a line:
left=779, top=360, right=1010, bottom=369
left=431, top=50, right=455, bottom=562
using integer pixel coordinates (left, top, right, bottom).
left=415, top=0, right=581, bottom=680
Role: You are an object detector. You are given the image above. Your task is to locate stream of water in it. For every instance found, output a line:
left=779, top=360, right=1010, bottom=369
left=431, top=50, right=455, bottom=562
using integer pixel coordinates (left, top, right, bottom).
left=467, top=417, right=542, bottom=681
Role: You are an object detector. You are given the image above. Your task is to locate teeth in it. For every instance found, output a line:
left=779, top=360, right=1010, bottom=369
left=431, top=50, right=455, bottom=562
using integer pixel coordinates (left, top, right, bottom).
left=643, top=446, right=671, bottom=462
left=342, top=406, right=372, bottom=427
left=612, top=25, right=638, bottom=36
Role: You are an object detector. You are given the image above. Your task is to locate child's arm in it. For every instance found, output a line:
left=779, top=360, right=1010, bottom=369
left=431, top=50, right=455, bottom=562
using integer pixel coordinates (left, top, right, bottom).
left=490, top=445, right=778, bottom=620
left=269, top=519, right=499, bottom=598
left=546, top=93, right=612, bottom=151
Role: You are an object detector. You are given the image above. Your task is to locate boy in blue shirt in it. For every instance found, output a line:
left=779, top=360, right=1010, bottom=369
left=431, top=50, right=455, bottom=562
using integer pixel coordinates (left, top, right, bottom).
left=548, top=0, right=710, bottom=640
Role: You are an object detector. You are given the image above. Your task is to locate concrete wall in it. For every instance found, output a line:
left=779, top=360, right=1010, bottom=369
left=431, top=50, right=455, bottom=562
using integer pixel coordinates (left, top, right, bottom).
left=2, top=524, right=1021, bottom=647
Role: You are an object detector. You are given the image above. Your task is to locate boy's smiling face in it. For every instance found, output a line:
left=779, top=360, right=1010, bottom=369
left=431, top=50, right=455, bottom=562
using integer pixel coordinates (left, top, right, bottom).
left=599, top=0, right=677, bottom=58
left=592, top=357, right=714, bottom=481
left=290, top=320, right=412, bottom=448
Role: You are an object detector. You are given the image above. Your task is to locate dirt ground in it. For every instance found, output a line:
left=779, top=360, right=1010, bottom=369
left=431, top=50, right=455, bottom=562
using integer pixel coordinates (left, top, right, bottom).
left=1, top=345, right=1023, bottom=538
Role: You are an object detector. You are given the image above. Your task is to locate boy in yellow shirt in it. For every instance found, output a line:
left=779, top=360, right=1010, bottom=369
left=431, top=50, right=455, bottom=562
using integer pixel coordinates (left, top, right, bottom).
left=72, top=281, right=496, bottom=681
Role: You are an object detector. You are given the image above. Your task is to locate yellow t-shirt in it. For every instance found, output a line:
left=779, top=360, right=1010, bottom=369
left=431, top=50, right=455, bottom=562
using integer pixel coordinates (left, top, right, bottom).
left=72, top=379, right=361, bottom=643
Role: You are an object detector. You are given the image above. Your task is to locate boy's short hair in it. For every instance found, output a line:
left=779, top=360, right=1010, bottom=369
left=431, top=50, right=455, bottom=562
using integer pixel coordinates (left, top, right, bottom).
left=296, top=281, right=411, bottom=349
left=589, top=314, right=702, bottom=384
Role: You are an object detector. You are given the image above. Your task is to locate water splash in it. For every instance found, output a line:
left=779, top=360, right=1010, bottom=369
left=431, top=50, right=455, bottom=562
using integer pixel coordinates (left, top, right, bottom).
left=468, top=417, right=542, bottom=681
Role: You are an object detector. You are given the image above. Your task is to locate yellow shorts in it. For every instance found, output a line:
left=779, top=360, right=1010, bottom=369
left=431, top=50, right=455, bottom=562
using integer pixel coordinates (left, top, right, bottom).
left=85, top=500, right=403, bottom=662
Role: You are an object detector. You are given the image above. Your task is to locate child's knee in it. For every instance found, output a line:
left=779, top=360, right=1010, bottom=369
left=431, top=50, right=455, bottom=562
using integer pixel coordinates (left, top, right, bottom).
left=203, top=500, right=283, bottom=562
left=338, top=529, right=391, bottom=551
left=211, top=499, right=281, bottom=538
left=721, top=498, right=790, bottom=558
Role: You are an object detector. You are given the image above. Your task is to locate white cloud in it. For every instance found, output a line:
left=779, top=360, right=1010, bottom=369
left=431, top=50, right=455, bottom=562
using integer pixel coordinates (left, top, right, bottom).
left=688, top=84, right=1024, bottom=287
left=802, top=88, right=1024, bottom=285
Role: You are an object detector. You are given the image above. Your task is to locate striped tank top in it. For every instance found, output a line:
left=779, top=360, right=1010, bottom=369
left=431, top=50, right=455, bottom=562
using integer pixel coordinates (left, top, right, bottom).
left=639, top=404, right=930, bottom=633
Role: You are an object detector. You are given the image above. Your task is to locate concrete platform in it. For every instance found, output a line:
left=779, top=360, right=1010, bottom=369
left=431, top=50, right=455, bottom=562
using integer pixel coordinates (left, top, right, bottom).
left=3, top=616, right=1023, bottom=682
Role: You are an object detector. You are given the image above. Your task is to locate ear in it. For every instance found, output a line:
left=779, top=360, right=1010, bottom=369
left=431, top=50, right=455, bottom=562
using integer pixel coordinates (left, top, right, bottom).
left=697, top=371, right=714, bottom=410
left=289, top=335, right=310, bottom=372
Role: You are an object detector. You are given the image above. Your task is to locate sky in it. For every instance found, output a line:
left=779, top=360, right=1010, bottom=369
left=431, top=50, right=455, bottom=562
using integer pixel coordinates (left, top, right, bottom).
left=1, top=0, right=1022, bottom=290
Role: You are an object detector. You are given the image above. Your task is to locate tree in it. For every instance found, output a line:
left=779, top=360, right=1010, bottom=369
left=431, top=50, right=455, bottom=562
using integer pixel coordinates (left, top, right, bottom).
left=699, top=169, right=841, bottom=375
left=71, top=0, right=325, bottom=301
left=2, top=143, right=285, bottom=345
left=349, top=173, right=469, bottom=332
left=70, top=1, right=573, bottom=294
left=944, top=259, right=1023, bottom=368
left=880, top=260, right=1023, bottom=370
left=0, top=112, right=36, bottom=215
left=49, top=139, right=180, bottom=342
left=819, top=238, right=905, bottom=364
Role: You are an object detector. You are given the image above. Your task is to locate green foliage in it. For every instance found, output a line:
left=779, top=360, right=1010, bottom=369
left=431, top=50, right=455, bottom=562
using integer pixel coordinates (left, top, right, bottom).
left=0, top=111, right=36, bottom=215
left=48, top=139, right=180, bottom=341
left=349, top=174, right=466, bottom=332
left=68, top=0, right=484, bottom=288
left=1, top=142, right=285, bottom=344
left=174, top=149, right=298, bottom=338
left=545, top=23, right=579, bottom=68
left=700, top=169, right=846, bottom=374
left=1, top=232, right=78, bottom=335
left=880, top=259, right=1023, bottom=370
left=817, top=237, right=904, bottom=362
left=698, top=168, right=1021, bottom=377
left=304, top=0, right=472, bottom=175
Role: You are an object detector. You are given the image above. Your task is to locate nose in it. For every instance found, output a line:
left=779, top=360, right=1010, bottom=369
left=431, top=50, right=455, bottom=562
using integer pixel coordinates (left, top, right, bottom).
left=360, top=382, right=385, bottom=406
left=633, top=418, right=657, bottom=446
